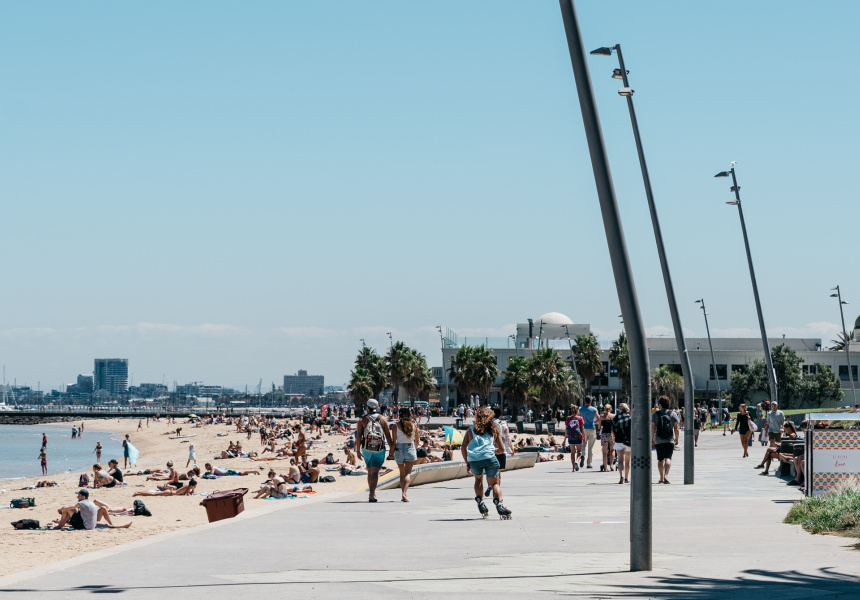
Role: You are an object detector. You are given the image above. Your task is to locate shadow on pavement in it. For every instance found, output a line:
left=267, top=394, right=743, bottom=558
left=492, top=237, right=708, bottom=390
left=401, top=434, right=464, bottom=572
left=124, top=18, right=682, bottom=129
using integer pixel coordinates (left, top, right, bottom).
left=3, top=568, right=857, bottom=597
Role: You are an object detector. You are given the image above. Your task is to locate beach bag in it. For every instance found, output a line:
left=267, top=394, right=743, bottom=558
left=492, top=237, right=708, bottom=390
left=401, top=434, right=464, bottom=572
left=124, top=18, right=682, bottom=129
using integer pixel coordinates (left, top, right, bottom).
left=325, top=453, right=335, bottom=465
left=362, top=416, right=385, bottom=452
left=656, top=411, right=674, bottom=440
left=133, top=500, right=152, bottom=517
left=11, top=519, right=40, bottom=530
left=11, top=498, right=35, bottom=508
left=318, top=476, right=336, bottom=483
left=79, top=473, right=89, bottom=488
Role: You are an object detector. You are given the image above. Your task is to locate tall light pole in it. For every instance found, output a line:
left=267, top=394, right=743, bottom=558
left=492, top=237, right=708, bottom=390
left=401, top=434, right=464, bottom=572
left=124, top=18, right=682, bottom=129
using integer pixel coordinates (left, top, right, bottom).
left=831, top=286, right=857, bottom=404
left=563, top=325, right=584, bottom=401
left=386, top=331, right=393, bottom=349
left=590, top=43, right=695, bottom=484
left=559, top=0, right=652, bottom=572
left=696, top=299, right=722, bottom=418
left=436, top=326, right=449, bottom=413
left=715, top=166, right=778, bottom=405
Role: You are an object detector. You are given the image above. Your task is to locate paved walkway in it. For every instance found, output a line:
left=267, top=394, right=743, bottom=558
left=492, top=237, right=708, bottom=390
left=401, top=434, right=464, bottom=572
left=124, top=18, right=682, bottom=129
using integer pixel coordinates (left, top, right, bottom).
left=2, top=431, right=858, bottom=599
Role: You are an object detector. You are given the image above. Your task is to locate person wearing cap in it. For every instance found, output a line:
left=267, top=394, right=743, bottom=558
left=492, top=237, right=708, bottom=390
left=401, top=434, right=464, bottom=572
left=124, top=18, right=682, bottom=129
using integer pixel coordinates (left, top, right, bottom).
left=54, top=490, right=132, bottom=530
left=354, top=399, right=395, bottom=502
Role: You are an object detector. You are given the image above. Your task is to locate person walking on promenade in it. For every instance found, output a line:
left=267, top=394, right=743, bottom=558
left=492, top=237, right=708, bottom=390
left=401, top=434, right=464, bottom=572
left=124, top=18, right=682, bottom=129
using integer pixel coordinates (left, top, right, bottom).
left=485, top=407, right=514, bottom=497
left=764, top=402, right=786, bottom=446
left=355, top=399, right=394, bottom=503
left=732, top=403, right=755, bottom=458
left=599, top=404, right=616, bottom=472
left=612, top=403, right=632, bottom=484
left=564, top=407, right=584, bottom=472
left=651, top=396, right=680, bottom=484
left=722, top=406, right=731, bottom=436
left=579, top=396, right=598, bottom=469
left=390, top=407, right=417, bottom=502
left=461, top=406, right=510, bottom=519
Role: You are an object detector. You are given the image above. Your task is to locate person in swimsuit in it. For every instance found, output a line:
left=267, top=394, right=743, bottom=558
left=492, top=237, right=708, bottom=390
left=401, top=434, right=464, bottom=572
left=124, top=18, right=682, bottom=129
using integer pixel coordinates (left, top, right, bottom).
left=93, top=442, right=102, bottom=463
left=134, top=480, right=197, bottom=496
left=293, top=425, right=307, bottom=461
left=38, top=448, right=48, bottom=476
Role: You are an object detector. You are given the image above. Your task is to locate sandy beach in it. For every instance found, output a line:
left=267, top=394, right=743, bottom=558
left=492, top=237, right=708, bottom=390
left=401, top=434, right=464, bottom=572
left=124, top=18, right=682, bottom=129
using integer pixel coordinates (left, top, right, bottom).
left=1, top=415, right=373, bottom=578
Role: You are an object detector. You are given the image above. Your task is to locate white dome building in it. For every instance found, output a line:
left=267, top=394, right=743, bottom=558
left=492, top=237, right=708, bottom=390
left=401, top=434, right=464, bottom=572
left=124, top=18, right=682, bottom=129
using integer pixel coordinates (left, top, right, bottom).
left=514, top=312, right=590, bottom=349
left=536, top=312, right=574, bottom=326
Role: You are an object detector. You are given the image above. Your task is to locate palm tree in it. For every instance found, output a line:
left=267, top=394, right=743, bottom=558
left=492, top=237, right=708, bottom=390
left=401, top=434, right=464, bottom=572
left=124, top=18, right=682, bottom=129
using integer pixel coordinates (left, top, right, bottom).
left=347, top=366, right=373, bottom=414
left=402, top=350, right=434, bottom=407
left=829, top=331, right=855, bottom=351
left=501, top=356, right=530, bottom=415
left=527, top=348, right=570, bottom=411
left=651, top=365, right=684, bottom=408
left=609, top=332, right=630, bottom=399
left=574, top=334, right=602, bottom=393
left=448, top=345, right=499, bottom=406
left=355, top=347, right=388, bottom=399
left=386, top=341, right=413, bottom=404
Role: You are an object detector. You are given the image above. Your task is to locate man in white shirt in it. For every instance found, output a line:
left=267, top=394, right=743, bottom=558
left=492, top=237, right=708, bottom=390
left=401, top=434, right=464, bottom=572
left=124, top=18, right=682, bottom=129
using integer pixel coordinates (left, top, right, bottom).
left=764, top=402, right=786, bottom=445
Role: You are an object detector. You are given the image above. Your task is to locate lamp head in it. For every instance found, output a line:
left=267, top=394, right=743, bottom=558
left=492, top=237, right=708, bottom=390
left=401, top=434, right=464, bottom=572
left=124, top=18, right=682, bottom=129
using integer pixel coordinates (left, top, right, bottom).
left=726, top=200, right=739, bottom=206
left=590, top=47, right=613, bottom=56
left=714, top=171, right=730, bottom=178
left=618, top=87, right=634, bottom=97
left=612, top=68, right=628, bottom=80
left=831, top=293, right=838, bottom=298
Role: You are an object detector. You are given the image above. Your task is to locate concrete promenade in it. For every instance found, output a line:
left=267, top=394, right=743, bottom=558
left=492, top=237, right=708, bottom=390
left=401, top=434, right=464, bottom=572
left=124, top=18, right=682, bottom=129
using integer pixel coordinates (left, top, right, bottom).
left=2, top=431, right=858, bottom=599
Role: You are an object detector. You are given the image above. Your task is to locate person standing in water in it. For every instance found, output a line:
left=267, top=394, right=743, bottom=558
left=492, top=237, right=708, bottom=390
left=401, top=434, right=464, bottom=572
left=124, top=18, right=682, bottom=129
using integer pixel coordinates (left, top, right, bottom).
left=38, top=447, right=48, bottom=476
left=461, top=406, right=511, bottom=519
left=93, top=441, right=102, bottom=463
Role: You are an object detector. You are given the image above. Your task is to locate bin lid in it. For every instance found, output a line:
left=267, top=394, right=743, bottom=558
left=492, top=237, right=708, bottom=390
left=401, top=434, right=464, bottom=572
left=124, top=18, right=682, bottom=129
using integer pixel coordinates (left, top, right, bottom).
left=200, top=488, right=248, bottom=505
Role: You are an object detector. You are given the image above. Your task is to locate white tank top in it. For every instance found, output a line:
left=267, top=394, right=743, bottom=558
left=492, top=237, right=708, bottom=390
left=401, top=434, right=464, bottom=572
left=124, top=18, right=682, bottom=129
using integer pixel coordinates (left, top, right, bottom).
left=395, top=423, right=415, bottom=445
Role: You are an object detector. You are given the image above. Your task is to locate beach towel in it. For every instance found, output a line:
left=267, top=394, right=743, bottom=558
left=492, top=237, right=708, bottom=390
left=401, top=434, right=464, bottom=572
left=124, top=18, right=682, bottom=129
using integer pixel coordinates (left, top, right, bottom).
left=126, top=442, right=140, bottom=467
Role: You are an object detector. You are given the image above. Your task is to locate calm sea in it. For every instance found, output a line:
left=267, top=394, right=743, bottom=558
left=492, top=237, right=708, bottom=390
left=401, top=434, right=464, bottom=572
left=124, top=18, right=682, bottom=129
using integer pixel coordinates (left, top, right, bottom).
left=0, top=423, right=122, bottom=482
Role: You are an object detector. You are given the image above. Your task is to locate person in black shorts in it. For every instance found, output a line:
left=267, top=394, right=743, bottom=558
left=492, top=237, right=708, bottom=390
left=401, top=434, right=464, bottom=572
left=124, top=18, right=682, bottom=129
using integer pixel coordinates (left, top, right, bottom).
left=651, top=396, right=680, bottom=484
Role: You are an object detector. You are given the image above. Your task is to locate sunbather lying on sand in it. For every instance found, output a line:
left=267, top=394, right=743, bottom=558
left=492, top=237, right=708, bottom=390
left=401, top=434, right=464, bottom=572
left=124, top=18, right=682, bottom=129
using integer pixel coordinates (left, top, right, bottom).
left=204, top=463, right=257, bottom=476
left=18, top=480, right=60, bottom=489
left=133, top=480, right=197, bottom=496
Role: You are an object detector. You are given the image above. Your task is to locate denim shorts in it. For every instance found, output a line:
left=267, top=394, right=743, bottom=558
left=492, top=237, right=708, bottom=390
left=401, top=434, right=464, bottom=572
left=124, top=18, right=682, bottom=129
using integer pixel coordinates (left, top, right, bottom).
left=394, top=444, right=417, bottom=464
left=361, top=448, right=386, bottom=469
left=469, top=457, right=500, bottom=479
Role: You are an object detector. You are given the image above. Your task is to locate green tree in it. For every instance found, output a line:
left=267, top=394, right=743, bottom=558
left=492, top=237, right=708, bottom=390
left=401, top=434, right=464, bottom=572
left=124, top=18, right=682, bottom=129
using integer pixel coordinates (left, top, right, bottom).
left=527, top=348, right=571, bottom=411
left=347, top=366, right=373, bottom=413
left=799, top=363, right=844, bottom=408
left=729, top=361, right=769, bottom=407
left=651, top=365, right=684, bottom=408
left=447, top=345, right=499, bottom=406
left=771, top=344, right=804, bottom=409
left=828, top=331, right=855, bottom=351
left=501, top=356, right=530, bottom=415
left=609, top=332, right=630, bottom=399
left=355, top=347, right=388, bottom=399
left=386, top=341, right=413, bottom=404
left=574, top=334, right=602, bottom=393
left=402, top=350, right=434, bottom=407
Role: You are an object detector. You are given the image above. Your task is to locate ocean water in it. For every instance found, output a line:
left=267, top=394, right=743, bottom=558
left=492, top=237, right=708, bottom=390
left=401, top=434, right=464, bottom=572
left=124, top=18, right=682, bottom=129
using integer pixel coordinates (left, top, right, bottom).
left=0, top=423, right=122, bottom=481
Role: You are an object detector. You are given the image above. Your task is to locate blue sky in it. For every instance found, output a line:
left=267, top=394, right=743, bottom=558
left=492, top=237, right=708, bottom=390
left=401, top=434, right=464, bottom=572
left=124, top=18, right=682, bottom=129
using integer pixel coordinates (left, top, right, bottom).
left=2, top=1, right=857, bottom=391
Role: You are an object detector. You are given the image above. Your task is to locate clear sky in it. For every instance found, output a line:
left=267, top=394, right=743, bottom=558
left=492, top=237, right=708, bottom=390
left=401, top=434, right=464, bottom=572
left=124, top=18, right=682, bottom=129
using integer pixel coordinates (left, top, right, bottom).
left=2, top=1, right=857, bottom=392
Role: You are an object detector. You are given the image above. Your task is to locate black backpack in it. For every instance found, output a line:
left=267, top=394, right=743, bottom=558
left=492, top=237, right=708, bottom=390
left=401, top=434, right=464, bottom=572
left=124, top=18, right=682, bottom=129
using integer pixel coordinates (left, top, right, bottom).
left=325, top=453, right=335, bottom=465
left=318, top=476, right=336, bottom=483
left=133, top=500, right=152, bottom=517
left=656, top=410, right=674, bottom=440
left=78, top=473, right=89, bottom=488
left=11, top=519, right=40, bottom=530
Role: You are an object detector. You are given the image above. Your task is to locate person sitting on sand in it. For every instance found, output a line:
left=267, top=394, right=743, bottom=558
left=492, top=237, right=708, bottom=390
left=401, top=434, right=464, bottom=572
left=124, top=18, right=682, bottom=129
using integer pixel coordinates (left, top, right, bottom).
left=343, top=447, right=357, bottom=466
left=134, top=480, right=198, bottom=497
left=54, top=489, right=132, bottom=530
left=177, top=466, right=201, bottom=480
left=203, top=463, right=257, bottom=476
left=107, top=459, right=124, bottom=485
left=298, top=456, right=320, bottom=484
left=93, top=464, right=118, bottom=488
left=254, top=471, right=289, bottom=499
left=284, top=459, right=301, bottom=484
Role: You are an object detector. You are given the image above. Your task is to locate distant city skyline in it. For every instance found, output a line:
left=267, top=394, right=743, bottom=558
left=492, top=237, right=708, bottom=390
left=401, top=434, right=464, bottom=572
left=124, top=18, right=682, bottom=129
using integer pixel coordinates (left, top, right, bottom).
left=2, top=2, right=858, bottom=391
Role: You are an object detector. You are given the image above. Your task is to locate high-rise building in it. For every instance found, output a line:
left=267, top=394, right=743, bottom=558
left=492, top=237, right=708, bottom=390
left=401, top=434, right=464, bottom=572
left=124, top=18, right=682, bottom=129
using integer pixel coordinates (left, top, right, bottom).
left=284, top=369, right=325, bottom=396
left=94, top=359, right=129, bottom=394
left=77, top=374, right=94, bottom=393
